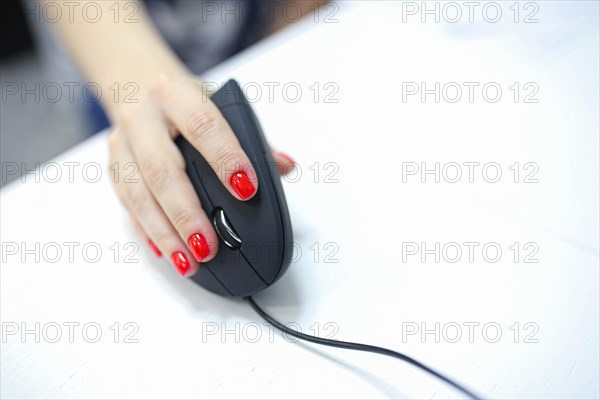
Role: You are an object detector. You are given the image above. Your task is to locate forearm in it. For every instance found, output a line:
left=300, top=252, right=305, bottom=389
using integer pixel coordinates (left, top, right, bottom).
left=45, top=0, right=188, bottom=117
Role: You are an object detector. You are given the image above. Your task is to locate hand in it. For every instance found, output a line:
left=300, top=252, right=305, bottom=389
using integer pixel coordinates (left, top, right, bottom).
left=108, top=74, right=295, bottom=276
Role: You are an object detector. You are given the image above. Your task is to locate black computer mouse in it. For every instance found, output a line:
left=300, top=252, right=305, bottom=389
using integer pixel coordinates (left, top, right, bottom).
left=175, top=79, right=293, bottom=297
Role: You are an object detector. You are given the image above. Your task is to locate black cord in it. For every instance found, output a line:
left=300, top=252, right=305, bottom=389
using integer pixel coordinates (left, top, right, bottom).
left=246, top=296, right=482, bottom=400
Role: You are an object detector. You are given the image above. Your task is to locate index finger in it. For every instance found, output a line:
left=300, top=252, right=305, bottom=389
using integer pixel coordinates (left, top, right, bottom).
left=152, top=76, right=258, bottom=201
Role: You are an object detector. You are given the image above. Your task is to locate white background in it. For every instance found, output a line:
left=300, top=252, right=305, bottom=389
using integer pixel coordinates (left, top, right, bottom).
left=1, top=1, right=599, bottom=399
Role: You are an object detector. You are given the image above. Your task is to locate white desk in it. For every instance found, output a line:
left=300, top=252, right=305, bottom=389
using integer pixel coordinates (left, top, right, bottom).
left=1, top=2, right=598, bottom=399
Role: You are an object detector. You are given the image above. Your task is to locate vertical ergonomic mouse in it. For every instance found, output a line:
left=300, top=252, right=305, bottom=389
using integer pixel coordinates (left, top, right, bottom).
left=175, top=80, right=293, bottom=297
left=175, top=82, right=481, bottom=400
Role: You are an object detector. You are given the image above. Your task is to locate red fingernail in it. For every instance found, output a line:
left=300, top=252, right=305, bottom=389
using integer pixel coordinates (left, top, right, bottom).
left=230, top=171, right=256, bottom=200
left=188, top=233, right=210, bottom=262
left=171, top=252, right=191, bottom=276
left=148, top=239, right=162, bottom=257
left=278, top=152, right=296, bottom=167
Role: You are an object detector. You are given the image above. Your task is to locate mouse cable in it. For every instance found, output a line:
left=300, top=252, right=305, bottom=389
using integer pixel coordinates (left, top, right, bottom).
left=246, top=296, right=482, bottom=400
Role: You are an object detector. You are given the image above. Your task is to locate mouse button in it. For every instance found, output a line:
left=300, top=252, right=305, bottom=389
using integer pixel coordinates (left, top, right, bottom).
left=190, top=264, right=233, bottom=296
left=207, top=246, right=267, bottom=297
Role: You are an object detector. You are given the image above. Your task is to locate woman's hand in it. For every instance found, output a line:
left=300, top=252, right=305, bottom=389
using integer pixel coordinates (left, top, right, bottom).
left=108, top=74, right=295, bottom=276
left=47, top=1, right=295, bottom=276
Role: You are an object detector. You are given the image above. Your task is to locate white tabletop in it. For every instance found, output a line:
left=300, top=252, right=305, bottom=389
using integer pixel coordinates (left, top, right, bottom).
left=1, top=2, right=599, bottom=399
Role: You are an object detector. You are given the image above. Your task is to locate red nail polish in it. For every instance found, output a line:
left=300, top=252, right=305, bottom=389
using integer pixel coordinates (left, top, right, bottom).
left=148, top=239, right=162, bottom=257
left=171, top=252, right=191, bottom=276
left=188, top=233, right=210, bottom=262
left=230, top=171, right=256, bottom=200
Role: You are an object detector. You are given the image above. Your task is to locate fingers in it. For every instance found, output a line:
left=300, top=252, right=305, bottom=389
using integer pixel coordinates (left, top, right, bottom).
left=107, top=76, right=298, bottom=281
left=130, top=220, right=162, bottom=257
left=118, top=105, right=220, bottom=266
left=108, top=128, right=201, bottom=277
left=147, top=238, right=163, bottom=257
left=272, top=150, right=296, bottom=176
left=152, top=75, right=259, bottom=201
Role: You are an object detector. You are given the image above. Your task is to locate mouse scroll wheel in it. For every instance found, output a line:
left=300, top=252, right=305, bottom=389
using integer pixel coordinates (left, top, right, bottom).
left=212, top=208, right=242, bottom=250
